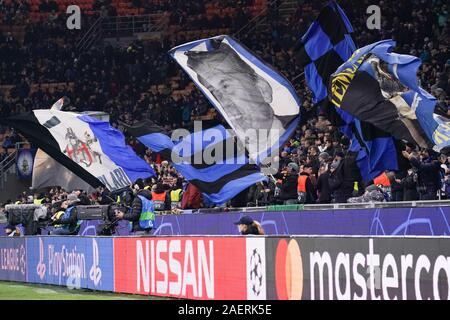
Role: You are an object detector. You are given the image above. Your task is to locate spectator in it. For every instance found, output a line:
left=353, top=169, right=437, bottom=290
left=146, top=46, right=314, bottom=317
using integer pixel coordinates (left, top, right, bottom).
left=297, top=163, right=316, bottom=204
left=403, top=150, right=442, bottom=200
left=401, top=168, right=419, bottom=201
left=180, top=182, right=203, bottom=209
left=316, top=163, right=331, bottom=203
left=151, top=182, right=171, bottom=211
left=276, top=162, right=299, bottom=204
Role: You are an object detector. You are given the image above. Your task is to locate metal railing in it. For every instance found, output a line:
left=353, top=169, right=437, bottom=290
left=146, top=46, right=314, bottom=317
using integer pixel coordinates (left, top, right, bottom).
left=0, top=152, right=16, bottom=189
left=179, top=200, right=450, bottom=215
left=76, top=13, right=169, bottom=54
left=101, top=13, right=169, bottom=38
left=0, top=143, right=23, bottom=189
left=233, top=0, right=289, bottom=40
left=76, top=15, right=103, bottom=54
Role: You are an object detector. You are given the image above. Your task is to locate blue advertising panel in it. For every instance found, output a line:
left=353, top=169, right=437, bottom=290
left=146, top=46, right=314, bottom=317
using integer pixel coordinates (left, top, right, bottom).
left=3, top=206, right=450, bottom=237
left=26, top=237, right=114, bottom=291
left=151, top=206, right=450, bottom=236
left=0, top=237, right=27, bottom=282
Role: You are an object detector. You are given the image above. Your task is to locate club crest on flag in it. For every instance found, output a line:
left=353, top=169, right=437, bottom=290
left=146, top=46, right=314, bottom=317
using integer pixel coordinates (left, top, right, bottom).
left=64, top=128, right=103, bottom=168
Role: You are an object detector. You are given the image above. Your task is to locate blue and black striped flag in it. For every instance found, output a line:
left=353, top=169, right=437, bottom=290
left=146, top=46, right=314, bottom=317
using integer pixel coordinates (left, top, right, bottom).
left=125, top=120, right=267, bottom=204
left=295, top=1, right=405, bottom=181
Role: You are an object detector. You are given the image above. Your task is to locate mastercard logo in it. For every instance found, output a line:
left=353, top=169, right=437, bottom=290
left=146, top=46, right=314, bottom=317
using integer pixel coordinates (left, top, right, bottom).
left=275, top=239, right=303, bottom=300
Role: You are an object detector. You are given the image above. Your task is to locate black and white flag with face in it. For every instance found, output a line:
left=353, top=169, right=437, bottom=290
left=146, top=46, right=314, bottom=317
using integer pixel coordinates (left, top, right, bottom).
left=169, top=35, right=301, bottom=165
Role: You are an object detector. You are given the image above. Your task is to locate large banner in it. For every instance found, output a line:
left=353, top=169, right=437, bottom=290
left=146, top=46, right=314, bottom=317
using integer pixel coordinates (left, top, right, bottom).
left=2, top=110, right=155, bottom=190
left=113, top=236, right=247, bottom=299
left=265, top=237, right=450, bottom=300
left=0, top=237, right=27, bottom=282
left=26, top=237, right=114, bottom=291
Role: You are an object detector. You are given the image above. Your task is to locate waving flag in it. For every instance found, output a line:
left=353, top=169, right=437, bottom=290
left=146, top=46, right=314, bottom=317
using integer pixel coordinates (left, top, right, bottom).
left=169, top=35, right=301, bottom=164
left=126, top=121, right=267, bottom=204
left=31, top=148, right=95, bottom=192
left=1, top=110, right=155, bottom=191
left=295, top=1, right=402, bottom=181
left=295, top=0, right=356, bottom=105
left=330, top=39, right=439, bottom=150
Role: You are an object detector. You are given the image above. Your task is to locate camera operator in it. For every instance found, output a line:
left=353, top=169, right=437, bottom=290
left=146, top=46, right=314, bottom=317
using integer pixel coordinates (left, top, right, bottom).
left=4, top=224, right=21, bottom=237
left=49, top=193, right=81, bottom=235
left=114, top=187, right=155, bottom=235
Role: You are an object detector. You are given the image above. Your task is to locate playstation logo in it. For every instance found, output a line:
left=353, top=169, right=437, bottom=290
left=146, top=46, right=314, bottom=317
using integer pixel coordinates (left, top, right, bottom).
left=36, top=238, right=46, bottom=280
left=89, top=239, right=102, bottom=286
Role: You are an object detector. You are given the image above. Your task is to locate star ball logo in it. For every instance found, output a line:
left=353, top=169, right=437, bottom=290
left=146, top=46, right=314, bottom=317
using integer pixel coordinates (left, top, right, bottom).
left=249, top=248, right=264, bottom=296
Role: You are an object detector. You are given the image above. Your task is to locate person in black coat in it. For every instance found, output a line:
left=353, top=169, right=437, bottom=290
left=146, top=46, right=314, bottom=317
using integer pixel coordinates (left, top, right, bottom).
left=328, top=151, right=356, bottom=203
left=277, top=162, right=299, bottom=203
left=403, top=150, right=441, bottom=200
left=316, top=163, right=331, bottom=203
left=402, top=168, right=419, bottom=201
left=390, top=172, right=405, bottom=202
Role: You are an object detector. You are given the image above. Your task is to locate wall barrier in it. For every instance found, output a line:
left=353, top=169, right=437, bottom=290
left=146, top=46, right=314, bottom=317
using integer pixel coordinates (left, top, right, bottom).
left=75, top=206, right=450, bottom=236
left=0, top=235, right=449, bottom=300
left=2, top=205, right=450, bottom=237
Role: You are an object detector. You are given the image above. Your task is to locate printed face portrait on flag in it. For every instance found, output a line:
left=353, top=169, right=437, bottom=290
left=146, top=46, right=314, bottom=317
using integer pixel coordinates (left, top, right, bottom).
left=170, top=36, right=301, bottom=164
left=330, top=40, right=437, bottom=151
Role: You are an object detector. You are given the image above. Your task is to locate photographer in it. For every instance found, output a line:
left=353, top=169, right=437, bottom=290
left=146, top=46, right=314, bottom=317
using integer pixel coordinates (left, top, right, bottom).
left=49, top=193, right=81, bottom=235
left=114, top=188, right=155, bottom=235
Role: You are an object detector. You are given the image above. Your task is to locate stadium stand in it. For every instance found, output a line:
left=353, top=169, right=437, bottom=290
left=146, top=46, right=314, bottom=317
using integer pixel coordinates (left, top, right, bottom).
left=0, top=0, right=449, bottom=207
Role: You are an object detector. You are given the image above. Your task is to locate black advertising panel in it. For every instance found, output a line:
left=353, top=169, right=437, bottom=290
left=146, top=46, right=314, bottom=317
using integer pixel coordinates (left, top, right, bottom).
left=266, top=237, right=450, bottom=300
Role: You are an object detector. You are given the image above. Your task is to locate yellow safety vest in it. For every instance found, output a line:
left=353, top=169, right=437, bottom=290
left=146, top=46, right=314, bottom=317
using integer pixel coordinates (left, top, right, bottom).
left=53, top=211, right=65, bottom=228
left=34, top=198, right=44, bottom=205
left=170, top=189, right=182, bottom=202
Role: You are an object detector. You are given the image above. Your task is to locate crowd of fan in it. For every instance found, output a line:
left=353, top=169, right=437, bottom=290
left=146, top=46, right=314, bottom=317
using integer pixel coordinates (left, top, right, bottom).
left=0, top=0, right=449, bottom=210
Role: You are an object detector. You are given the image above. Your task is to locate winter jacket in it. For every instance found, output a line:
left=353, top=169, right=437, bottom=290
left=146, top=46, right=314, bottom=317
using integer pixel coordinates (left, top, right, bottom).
left=316, top=172, right=331, bottom=203
left=123, top=189, right=153, bottom=232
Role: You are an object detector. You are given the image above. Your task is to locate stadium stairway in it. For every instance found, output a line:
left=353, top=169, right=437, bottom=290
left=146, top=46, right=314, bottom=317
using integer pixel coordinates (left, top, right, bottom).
left=0, top=146, right=31, bottom=203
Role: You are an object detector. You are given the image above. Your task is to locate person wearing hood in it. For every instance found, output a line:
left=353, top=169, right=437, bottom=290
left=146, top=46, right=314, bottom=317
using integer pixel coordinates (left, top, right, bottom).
left=277, top=162, right=300, bottom=204
left=328, top=152, right=345, bottom=203
left=115, top=187, right=155, bottom=235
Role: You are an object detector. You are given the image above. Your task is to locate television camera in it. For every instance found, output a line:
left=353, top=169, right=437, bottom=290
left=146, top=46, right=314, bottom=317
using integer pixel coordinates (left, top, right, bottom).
left=4, top=202, right=130, bottom=236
